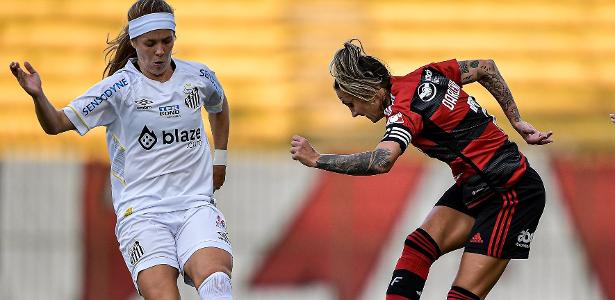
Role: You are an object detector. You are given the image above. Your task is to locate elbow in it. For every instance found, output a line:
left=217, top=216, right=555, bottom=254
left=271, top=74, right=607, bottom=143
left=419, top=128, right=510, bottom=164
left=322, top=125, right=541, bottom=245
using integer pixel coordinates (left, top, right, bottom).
left=43, top=125, right=61, bottom=135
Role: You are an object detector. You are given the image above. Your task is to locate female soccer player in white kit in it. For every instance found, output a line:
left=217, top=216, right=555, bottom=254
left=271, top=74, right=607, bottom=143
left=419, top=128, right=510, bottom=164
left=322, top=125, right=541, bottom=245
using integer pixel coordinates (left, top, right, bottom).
left=9, top=0, right=233, bottom=299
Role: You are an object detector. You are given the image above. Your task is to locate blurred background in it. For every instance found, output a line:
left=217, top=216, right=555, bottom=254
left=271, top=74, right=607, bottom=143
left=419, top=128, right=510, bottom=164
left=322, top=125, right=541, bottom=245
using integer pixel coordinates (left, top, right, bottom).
left=1, top=0, right=615, bottom=299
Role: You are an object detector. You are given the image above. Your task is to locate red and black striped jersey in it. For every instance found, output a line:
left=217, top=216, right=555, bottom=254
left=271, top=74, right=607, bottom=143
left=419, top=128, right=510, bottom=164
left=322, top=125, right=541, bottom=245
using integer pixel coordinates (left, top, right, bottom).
left=382, top=59, right=527, bottom=203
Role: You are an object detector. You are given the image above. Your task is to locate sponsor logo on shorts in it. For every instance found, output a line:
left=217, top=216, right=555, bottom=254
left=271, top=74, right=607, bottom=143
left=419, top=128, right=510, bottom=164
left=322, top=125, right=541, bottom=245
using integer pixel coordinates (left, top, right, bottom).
left=218, top=231, right=231, bottom=245
left=135, top=98, right=153, bottom=111
left=215, top=215, right=226, bottom=230
left=129, top=240, right=145, bottom=265
left=516, top=229, right=534, bottom=248
left=470, top=232, right=483, bottom=244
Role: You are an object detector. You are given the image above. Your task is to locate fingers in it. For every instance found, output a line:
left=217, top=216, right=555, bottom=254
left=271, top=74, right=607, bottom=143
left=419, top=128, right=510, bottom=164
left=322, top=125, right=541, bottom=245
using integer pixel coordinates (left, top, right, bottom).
left=9, top=62, right=20, bottom=78
left=24, top=61, right=37, bottom=75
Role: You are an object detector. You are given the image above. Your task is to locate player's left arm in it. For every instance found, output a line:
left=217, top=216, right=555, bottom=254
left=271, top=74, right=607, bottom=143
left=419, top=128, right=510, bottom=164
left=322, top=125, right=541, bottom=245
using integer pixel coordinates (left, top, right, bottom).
left=208, top=95, right=230, bottom=190
left=290, top=135, right=402, bottom=175
left=458, top=59, right=553, bottom=145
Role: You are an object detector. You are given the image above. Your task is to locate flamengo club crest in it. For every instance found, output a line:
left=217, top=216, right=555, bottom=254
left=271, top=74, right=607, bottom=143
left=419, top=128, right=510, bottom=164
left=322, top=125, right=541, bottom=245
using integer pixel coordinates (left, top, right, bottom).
left=183, top=83, right=201, bottom=109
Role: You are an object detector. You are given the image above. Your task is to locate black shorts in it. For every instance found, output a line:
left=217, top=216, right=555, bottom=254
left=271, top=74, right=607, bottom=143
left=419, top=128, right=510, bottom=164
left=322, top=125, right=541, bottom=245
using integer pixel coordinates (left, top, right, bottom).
left=435, top=166, right=546, bottom=259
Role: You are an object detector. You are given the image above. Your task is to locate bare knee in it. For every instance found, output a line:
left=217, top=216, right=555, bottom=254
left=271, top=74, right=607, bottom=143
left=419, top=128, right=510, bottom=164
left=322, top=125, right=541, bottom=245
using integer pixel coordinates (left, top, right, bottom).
left=452, top=253, right=509, bottom=298
left=184, top=248, right=233, bottom=288
left=137, top=265, right=180, bottom=300
left=420, top=206, right=474, bottom=254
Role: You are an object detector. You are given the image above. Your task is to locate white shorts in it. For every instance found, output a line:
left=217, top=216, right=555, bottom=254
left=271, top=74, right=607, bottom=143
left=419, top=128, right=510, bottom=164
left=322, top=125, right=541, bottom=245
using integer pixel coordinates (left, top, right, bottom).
left=116, top=204, right=233, bottom=290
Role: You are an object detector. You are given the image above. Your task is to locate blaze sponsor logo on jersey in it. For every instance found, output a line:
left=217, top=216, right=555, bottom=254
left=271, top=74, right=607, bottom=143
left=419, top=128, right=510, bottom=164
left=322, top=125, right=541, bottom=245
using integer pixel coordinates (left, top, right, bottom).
left=135, top=98, right=153, bottom=111
left=516, top=229, right=534, bottom=248
left=82, top=78, right=129, bottom=116
left=159, top=104, right=180, bottom=118
left=162, top=128, right=202, bottom=149
left=387, top=112, right=405, bottom=125
left=138, top=125, right=157, bottom=150
left=183, top=83, right=201, bottom=110
left=417, top=82, right=437, bottom=102
left=442, top=80, right=461, bottom=110
left=129, top=240, right=145, bottom=265
left=138, top=125, right=203, bottom=150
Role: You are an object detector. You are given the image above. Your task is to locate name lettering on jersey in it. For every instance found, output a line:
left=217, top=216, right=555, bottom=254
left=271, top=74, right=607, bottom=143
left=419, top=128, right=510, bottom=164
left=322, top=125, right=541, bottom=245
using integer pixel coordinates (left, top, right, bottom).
left=183, top=83, right=201, bottom=110
left=82, top=78, right=128, bottom=116
left=442, top=80, right=461, bottom=110
left=159, top=105, right=181, bottom=118
left=200, top=69, right=223, bottom=98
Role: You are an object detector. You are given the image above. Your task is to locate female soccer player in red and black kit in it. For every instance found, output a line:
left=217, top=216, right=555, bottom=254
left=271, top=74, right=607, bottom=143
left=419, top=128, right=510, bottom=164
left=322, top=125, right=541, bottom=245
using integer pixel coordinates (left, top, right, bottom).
left=290, top=39, right=553, bottom=300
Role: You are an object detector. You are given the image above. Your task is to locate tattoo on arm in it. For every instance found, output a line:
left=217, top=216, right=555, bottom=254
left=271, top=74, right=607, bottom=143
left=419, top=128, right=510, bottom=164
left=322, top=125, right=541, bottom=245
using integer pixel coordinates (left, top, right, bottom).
left=477, top=61, right=521, bottom=123
left=316, top=148, right=393, bottom=175
left=459, top=61, right=469, bottom=74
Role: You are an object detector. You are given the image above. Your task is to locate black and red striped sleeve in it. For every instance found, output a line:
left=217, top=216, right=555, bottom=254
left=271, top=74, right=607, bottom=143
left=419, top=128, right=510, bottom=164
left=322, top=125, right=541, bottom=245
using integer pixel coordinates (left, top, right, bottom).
left=381, top=109, right=423, bottom=153
left=427, top=59, right=462, bottom=86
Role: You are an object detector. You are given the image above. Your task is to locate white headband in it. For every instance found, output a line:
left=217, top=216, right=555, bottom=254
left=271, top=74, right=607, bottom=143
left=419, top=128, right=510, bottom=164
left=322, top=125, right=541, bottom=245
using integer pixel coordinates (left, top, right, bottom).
left=128, top=12, right=176, bottom=39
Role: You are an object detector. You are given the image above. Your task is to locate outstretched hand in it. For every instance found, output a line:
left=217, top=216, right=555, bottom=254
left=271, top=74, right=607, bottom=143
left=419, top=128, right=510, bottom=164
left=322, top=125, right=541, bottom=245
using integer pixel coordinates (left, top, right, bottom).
left=513, top=120, right=553, bottom=145
left=290, top=135, right=320, bottom=167
left=9, top=61, right=43, bottom=98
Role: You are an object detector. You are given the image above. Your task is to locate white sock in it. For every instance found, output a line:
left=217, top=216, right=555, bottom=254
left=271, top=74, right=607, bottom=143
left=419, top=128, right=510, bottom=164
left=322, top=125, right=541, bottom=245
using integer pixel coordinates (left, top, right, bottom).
left=198, top=271, right=232, bottom=300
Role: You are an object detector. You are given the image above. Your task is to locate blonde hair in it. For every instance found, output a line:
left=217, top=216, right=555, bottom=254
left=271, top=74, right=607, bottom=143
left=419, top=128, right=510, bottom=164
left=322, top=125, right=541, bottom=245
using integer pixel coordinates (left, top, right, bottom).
left=329, top=39, right=390, bottom=101
left=103, top=0, right=174, bottom=77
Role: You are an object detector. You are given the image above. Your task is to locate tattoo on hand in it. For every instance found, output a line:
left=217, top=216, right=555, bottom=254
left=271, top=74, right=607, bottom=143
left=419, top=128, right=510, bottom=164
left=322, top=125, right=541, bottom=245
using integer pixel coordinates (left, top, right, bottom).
left=316, top=148, right=393, bottom=175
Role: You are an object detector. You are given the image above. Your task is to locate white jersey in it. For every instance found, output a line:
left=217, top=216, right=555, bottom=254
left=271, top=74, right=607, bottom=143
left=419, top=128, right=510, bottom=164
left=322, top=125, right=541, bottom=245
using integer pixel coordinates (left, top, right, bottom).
left=63, top=58, right=224, bottom=219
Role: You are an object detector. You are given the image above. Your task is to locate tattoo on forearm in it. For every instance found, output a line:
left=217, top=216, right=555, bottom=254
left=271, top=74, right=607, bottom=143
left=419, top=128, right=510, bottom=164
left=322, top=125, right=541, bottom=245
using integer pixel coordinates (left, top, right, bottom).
left=478, top=64, right=521, bottom=123
left=316, top=148, right=393, bottom=175
left=459, top=61, right=469, bottom=74
left=470, top=60, right=479, bottom=68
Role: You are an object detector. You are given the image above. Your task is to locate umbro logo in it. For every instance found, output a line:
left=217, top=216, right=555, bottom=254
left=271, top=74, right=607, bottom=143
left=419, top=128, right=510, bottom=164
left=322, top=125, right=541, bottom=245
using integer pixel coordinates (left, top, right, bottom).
left=135, top=98, right=153, bottom=110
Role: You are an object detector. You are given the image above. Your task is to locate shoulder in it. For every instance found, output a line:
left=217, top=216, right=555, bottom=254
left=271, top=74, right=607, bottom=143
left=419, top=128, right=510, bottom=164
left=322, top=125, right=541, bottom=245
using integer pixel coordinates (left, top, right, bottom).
left=174, top=58, right=215, bottom=77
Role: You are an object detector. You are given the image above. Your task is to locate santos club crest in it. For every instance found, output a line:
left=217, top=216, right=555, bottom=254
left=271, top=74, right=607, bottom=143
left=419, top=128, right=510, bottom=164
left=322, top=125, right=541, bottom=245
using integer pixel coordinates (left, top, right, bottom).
left=183, top=83, right=201, bottom=110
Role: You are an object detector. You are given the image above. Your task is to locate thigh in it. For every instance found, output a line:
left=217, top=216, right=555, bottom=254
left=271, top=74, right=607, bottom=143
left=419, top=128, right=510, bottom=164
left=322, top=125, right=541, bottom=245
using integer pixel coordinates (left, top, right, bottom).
left=176, top=205, right=233, bottom=287
left=117, top=215, right=181, bottom=291
left=452, top=252, right=510, bottom=298
left=424, top=184, right=476, bottom=254
left=137, top=265, right=180, bottom=300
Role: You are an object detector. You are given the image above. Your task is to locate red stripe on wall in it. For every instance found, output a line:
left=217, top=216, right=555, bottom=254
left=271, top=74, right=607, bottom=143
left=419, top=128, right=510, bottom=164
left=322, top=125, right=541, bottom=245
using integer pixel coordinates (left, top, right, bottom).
left=553, top=156, right=615, bottom=300
left=82, top=162, right=134, bottom=300
left=250, top=160, right=425, bottom=300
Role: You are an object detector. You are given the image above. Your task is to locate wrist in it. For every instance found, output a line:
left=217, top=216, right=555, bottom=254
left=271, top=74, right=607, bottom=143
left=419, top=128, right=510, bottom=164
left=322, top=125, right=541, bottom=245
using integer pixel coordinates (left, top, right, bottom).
left=213, top=149, right=227, bottom=166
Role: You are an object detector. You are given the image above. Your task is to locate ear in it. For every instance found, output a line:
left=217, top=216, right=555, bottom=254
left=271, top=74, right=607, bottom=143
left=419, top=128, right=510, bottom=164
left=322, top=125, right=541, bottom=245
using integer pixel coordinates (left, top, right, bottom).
left=371, top=87, right=387, bottom=105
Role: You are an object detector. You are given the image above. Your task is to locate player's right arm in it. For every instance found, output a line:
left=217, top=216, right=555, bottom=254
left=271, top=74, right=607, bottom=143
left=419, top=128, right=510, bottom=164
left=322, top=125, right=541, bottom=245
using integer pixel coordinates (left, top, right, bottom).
left=10, top=61, right=75, bottom=135
left=290, top=135, right=402, bottom=175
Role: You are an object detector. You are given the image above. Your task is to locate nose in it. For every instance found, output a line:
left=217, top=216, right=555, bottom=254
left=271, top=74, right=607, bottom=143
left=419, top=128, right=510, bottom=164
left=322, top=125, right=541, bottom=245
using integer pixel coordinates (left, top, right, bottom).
left=154, top=45, right=165, bottom=56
